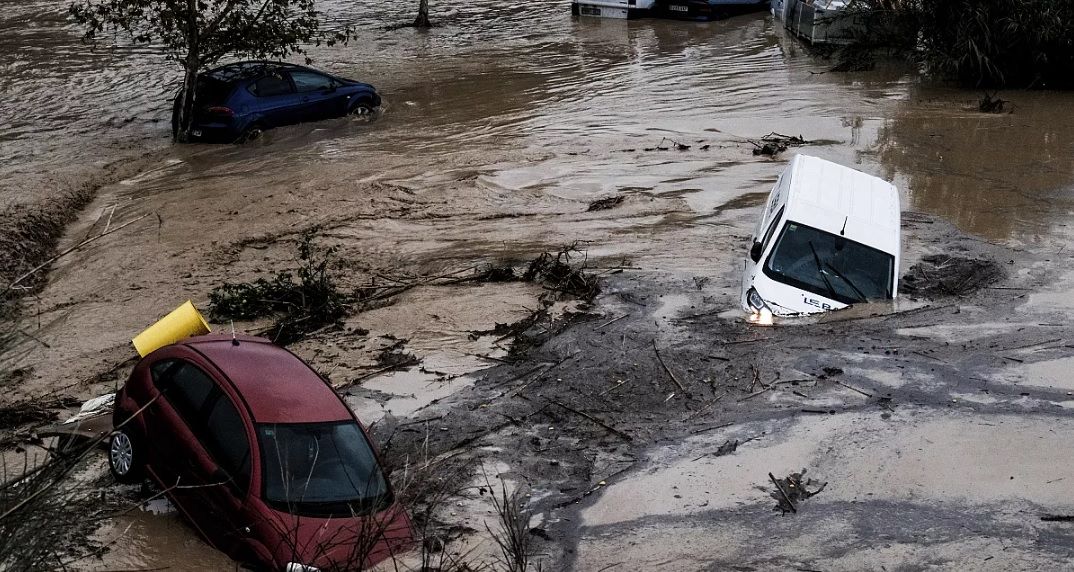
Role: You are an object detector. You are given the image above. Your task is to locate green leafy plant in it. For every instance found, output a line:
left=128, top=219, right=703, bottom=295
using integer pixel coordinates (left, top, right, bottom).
left=209, top=230, right=346, bottom=345
left=846, top=0, right=1074, bottom=88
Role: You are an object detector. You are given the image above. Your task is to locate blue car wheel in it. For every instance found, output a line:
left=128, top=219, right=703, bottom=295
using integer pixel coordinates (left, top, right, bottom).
left=349, top=99, right=376, bottom=118
left=236, top=123, right=265, bottom=144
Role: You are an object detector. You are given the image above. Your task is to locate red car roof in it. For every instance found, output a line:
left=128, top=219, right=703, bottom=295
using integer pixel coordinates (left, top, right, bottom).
left=183, top=335, right=352, bottom=424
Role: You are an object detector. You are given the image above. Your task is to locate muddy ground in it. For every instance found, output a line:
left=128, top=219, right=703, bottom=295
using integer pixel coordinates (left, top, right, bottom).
left=4, top=1, right=1074, bottom=570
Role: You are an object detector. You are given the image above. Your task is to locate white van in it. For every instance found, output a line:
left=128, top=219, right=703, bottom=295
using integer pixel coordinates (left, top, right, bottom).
left=741, top=154, right=900, bottom=322
left=572, top=0, right=655, bottom=19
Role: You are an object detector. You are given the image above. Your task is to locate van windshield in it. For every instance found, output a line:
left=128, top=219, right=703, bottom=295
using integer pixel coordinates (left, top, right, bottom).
left=763, top=221, right=894, bottom=305
left=258, top=421, right=390, bottom=516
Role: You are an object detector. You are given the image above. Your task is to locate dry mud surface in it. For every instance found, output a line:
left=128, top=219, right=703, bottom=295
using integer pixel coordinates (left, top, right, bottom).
left=4, top=1, right=1074, bottom=570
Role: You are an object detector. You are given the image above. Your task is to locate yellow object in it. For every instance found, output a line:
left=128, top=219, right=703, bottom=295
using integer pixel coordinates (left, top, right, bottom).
left=132, top=300, right=211, bottom=357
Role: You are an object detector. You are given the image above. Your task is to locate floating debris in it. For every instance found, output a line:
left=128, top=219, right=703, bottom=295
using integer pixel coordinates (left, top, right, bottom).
left=901, top=254, right=1005, bottom=297
left=209, top=230, right=345, bottom=345
left=751, top=132, right=808, bottom=157
left=587, top=196, right=625, bottom=212
left=769, top=468, right=827, bottom=515
left=643, top=137, right=691, bottom=152
left=979, top=92, right=1008, bottom=113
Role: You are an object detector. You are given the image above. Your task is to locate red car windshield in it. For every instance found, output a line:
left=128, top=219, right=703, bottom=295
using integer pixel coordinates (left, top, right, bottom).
left=258, top=421, right=390, bottom=516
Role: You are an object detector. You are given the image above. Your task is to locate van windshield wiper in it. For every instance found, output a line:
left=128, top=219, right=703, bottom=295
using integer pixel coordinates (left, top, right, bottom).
left=808, top=241, right=839, bottom=300
left=824, top=261, right=868, bottom=303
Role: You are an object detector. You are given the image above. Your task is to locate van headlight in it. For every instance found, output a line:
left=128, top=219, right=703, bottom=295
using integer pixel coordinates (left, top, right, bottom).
left=285, top=564, right=320, bottom=572
left=746, top=288, right=774, bottom=326
left=747, top=288, right=768, bottom=312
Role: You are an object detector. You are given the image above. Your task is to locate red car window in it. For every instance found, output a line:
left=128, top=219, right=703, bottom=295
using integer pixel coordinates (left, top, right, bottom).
left=203, top=393, right=252, bottom=492
left=155, top=361, right=215, bottom=421
left=152, top=359, right=252, bottom=492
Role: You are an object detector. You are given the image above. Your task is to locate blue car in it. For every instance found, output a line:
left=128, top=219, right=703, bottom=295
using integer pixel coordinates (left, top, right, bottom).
left=172, top=61, right=382, bottom=143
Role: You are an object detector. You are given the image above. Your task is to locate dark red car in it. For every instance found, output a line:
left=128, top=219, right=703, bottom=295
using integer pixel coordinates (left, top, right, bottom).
left=109, top=334, right=412, bottom=570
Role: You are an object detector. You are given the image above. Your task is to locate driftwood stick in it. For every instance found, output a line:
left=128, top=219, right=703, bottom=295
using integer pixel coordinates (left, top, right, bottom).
left=489, top=364, right=548, bottom=391
left=595, top=313, right=629, bottom=330
left=332, top=363, right=405, bottom=390
left=684, top=393, right=726, bottom=421
left=548, top=399, right=633, bottom=442
left=652, top=339, right=687, bottom=393
left=832, top=379, right=872, bottom=398
left=738, top=388, right=771, bottom=402
left=769, top=472, right=797, bottom=513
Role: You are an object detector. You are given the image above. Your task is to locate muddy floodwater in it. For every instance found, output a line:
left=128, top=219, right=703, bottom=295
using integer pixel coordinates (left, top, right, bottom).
left=4, top=0, right=1074, bottom=569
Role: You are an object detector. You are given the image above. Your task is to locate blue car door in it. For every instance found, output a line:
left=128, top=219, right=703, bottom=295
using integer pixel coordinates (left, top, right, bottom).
left=288, top=70, right=350, bottom=121
left=247, top=73, right=303, bottom=127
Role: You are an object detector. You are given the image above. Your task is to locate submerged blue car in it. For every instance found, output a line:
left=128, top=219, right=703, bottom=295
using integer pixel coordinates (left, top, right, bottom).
left=172, top=61, right=381, bottom=143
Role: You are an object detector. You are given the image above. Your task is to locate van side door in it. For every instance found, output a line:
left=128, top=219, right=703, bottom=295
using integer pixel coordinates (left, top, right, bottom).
left=743, top=204, right=786, bottom=299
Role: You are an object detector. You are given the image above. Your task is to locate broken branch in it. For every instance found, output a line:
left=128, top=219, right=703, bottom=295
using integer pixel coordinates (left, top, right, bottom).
left=652, top=339, right=687, bottom=394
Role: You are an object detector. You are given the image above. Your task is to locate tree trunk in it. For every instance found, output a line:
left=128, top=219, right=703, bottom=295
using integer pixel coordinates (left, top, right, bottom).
left=176, top=67, right=198, bottom=143
left=414, top=0, right=431, bottom=27
left=176, top=0, right=200, bottom=143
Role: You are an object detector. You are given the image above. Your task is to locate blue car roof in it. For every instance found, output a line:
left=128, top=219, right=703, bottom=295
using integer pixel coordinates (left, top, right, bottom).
left=204, top=61, right=306, bottom=83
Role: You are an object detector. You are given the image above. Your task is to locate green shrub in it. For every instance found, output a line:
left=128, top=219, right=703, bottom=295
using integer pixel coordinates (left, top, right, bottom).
left=209, top=230, right=346, bottom=345
left=851, top=0, right=1074, bottom=88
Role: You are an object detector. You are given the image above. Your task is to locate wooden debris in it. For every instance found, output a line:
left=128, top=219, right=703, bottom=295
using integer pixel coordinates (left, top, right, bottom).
left=652, top=339, right=687, bottom=394
left=769, top=469, right=827, bottom=514
left=595, top=313, right=629, bottom=330
left=548, top=399, right=633, bottom=442
left=769, top=472, right=797, bottom=514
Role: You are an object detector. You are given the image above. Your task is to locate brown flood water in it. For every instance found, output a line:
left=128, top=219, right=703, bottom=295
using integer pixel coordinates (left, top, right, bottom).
left=3, top=0, right=1074, bottom=568
left=4, top=0, right=1073, bottom=239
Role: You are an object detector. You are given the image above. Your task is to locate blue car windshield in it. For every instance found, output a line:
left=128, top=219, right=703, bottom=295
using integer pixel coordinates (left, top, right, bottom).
left=258, top=421, right=390, bottom=515
left=763, top=221, right=894, bottom=305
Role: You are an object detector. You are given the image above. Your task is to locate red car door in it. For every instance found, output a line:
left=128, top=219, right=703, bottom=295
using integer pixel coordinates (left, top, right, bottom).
left=182, top=381, right=256, bottom=557
left=141, top=360, right=215, bottom=494
left=143, top=359, right=252, bottom=555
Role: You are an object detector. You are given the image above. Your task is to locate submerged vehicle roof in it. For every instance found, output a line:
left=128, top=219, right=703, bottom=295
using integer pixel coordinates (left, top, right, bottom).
left=782, top=154, right=900, bottom=254
left=181, top=335, right=352, bottom=424
left=203, top=60, right=306, bottom=82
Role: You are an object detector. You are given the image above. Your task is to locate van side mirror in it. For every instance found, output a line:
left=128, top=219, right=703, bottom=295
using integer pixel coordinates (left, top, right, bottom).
left=749, top=241, right=763, bottom=263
